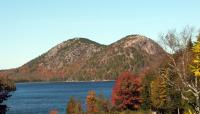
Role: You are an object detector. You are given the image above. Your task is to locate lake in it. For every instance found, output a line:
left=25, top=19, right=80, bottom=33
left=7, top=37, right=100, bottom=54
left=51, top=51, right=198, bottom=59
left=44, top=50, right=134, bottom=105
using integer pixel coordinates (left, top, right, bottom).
left=5, top=81, right=115, bottom=114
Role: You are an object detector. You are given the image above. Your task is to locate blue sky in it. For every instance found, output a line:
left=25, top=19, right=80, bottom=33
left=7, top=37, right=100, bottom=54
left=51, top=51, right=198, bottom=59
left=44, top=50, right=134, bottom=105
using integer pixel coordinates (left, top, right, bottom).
left=0, top=0, right=200, bottom=69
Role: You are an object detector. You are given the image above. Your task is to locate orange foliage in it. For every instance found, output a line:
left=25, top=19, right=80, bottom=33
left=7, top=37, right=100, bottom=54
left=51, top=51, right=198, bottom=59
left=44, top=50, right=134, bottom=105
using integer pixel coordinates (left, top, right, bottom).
left=66, top=97, right=83, bottom=114
left=86, top=91, right=99, bottom=113
left=49, top=109, right=58, bottom=114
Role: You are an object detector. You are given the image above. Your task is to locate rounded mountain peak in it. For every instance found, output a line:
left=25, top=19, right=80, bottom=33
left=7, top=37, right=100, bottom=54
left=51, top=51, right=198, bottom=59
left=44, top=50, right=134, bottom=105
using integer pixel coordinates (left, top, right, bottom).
left=112, top=34, right=164, bottom=55
left=46, top=38, right=103, bottom=58
left=124, top=34, right=148, bottom=39
left=121, top=34, right=151, bottom=42
left=64, top=37, right=103, bottom=46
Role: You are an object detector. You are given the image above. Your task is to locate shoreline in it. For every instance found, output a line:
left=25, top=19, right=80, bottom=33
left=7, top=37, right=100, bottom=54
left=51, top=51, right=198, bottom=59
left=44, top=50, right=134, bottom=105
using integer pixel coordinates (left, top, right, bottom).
left=16, top=80, right=115, bottom=84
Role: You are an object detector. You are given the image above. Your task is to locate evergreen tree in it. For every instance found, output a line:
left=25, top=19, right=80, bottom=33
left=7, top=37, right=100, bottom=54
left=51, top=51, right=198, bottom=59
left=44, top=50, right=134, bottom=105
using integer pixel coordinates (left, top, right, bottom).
left=151, top=76, right=170, bottom=113
left=197, top=33, right=200, bottom=42
left=169, top=89, right=182, bottom=113
left=141, top=73, right=155, bottom=110
left=166, top=66, right=184, bottom=113
left=187, top=38, right=193, bottom=50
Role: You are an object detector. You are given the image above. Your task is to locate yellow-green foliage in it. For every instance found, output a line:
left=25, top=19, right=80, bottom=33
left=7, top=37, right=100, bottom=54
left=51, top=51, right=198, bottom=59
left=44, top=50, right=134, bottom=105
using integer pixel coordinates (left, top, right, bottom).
left=191, top=41, right=200, bottom=77
left=184, top=109, right=196, bottom=114
left=150, top=76, right=169, bottom=109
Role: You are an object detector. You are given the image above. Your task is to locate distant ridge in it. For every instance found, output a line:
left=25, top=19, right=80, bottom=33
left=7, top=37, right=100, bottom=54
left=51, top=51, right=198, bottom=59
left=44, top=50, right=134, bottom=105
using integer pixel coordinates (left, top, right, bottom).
left=0, top=35, right=167, bottom=82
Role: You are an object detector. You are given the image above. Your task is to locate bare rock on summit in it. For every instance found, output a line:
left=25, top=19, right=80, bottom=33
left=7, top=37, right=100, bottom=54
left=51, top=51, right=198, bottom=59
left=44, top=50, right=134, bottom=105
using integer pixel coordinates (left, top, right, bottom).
left=0, top=35, right=167, bottom=82
left=73, top=35, right=167, bottom=80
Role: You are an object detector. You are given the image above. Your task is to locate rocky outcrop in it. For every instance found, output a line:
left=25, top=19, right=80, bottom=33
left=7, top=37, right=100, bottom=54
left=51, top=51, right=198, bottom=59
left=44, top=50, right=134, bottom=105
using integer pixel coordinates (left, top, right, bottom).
left=75, top=35, right=167, bottom=80
left=0, top=35, right=167, bottom=82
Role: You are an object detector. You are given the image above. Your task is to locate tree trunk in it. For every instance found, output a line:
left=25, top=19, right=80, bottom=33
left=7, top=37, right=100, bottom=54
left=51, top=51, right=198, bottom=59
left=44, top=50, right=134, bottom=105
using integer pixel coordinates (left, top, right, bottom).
left=196, top=95, right=200, bottom=114
left=151, top=111, right=157, bottom=114
left=177, top=108, right=180, bottom=114
left=195, top=77, right=200, bottom=114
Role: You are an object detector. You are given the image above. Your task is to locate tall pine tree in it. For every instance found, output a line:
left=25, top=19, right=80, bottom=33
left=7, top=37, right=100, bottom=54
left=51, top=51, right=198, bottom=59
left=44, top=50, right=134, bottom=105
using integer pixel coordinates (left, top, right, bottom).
left=141, top=73, right=155, bottom=110
left=197, top=32, right=200, bottom=42
left=151, top=76, right=170, bottom=113
left=187, top=38, right=193, bottom=50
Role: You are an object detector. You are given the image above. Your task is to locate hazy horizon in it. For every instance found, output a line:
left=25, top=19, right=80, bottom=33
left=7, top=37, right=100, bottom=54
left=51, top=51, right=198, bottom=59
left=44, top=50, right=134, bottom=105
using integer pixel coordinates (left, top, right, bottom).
left=1, top=0, right=200, bottom=69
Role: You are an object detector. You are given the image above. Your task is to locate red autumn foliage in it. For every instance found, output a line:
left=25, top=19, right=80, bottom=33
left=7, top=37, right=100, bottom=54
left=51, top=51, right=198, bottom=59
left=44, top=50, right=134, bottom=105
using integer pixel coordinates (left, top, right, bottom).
left=111, top=72, right=142, bottom=111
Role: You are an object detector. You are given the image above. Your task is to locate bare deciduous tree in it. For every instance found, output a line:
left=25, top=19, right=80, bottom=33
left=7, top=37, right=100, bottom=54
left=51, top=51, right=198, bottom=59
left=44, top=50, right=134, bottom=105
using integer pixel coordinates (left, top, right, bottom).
left=159, top=26, right=200, bottom=114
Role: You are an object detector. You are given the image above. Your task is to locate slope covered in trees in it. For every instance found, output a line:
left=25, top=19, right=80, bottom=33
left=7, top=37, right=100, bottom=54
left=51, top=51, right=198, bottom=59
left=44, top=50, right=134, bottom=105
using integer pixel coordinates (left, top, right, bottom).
left=0, top=35, right=167, bottom=82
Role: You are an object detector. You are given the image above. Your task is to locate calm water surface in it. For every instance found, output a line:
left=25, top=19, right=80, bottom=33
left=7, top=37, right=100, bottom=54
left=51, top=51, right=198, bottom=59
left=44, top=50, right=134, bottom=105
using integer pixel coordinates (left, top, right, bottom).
left=5, top=81, right=115, bottom=114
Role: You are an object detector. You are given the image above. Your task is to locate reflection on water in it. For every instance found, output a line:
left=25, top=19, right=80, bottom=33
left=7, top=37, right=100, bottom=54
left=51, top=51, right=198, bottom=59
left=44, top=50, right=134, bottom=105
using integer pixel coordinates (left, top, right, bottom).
left=0, top=105, right=7, bottom=114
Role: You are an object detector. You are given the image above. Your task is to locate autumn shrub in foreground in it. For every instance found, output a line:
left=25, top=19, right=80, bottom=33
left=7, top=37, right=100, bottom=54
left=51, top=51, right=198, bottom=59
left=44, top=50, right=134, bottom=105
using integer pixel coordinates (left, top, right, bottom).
left=49, top=109, right=58, bottom=114
left=66, top=97, right=83, bottom=114
left=86, top=91, right=99, bottom=113
left=111, top=72, right=142, bottom=111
